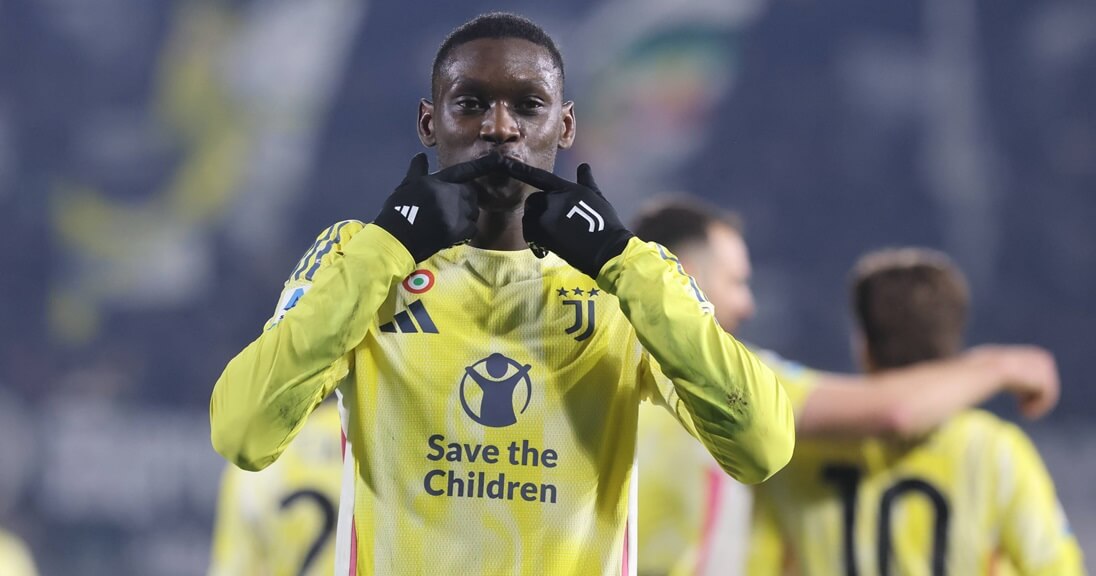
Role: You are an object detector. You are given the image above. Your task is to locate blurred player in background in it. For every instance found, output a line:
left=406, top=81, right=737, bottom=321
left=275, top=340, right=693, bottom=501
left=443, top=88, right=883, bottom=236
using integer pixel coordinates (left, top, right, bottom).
left=210, top=13, right=795, bottom=575
left=747, top=248, right=1084, bottom=575
left=631, top=197, right=1062, bottom=576
left=208, top=401, right=342, bottom=576
left=0, top=528, right=38, bottom=576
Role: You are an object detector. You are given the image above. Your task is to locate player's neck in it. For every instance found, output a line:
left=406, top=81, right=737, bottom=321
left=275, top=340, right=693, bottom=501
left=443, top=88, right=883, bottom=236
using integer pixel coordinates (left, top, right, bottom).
left=470, top=209, right=526, bottom=251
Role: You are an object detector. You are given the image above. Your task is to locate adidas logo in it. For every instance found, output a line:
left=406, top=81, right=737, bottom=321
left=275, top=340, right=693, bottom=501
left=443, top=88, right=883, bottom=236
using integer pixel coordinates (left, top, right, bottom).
left=379, top=300, right=437, bottom=334
left=394, top=205, right=419, bottom=224
left=566, top=201, right=604, bottom=232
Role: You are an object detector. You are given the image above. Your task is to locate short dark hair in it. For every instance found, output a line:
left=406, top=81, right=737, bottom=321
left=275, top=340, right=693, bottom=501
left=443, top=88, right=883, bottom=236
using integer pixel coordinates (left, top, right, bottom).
left=632, top=195, right=744, bottom=255
left=432, top=12, right=565, bottom=99
left=851, top=248, right=970, bottom=370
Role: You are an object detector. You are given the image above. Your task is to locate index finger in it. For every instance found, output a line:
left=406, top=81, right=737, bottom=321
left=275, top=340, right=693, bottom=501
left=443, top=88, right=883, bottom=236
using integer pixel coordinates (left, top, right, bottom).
left=1020, top=387, right=1057, bottom=420
left=433, top=154, right=505, bottom=183
left=502, top=158, right=571, bottom=191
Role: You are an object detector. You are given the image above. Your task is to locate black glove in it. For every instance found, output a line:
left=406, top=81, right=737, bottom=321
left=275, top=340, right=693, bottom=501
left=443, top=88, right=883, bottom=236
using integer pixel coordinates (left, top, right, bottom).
left=504, top=160, right=634, bottom=279
left=374, top=153, right=501, bottom=262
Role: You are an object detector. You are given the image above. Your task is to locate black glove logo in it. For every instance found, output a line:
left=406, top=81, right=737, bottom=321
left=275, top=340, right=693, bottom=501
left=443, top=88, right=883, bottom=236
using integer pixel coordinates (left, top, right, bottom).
left=566, top=201, right=605, bottom=232
left=503, top=158, right=634, bottom=279
left=373, top=153, right=503, bottom=262
left=392, top=205, right=419, bottom=225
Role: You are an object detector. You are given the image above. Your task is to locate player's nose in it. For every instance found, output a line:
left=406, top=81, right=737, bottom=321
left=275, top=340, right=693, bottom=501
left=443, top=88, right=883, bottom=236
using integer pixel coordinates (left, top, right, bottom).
left=480, top=103, right=520, bottom=144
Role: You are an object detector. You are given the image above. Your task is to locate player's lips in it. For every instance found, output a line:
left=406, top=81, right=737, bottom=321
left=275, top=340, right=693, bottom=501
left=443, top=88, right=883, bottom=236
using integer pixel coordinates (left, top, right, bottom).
left=471, top=153, right=522, bottom=202
left=471, top=151, right=523, bottom=188
left=475, top=150, right=523, bottom=164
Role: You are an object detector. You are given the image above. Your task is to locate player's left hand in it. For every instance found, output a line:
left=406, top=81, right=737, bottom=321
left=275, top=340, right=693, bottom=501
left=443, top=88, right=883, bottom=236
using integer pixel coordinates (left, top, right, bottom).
left=503, top=159, right=634, bottom=279
left=969, top=345, right=1061, bottom=420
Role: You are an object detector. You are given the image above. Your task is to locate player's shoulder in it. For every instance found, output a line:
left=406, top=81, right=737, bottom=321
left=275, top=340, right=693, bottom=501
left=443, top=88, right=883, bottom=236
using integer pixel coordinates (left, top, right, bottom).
left=0, top=530, right=36, bottom=576
left=284, top=220, right=367, bottom=285
left=943, top=409, right=1017, bottom=436
left=637, top=238, right=681, bottom=261
left=313, top=219, right=367, bottom=245
left=936, top=410, right=1035, bottom=455
left=301, top=219, right=368, bottom=256
left=940, top=412, right=1054, bottom=496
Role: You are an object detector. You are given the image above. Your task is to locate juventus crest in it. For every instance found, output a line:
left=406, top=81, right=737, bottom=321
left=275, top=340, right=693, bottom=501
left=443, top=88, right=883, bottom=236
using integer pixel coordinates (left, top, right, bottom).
left=557, top=286, right=599, bottom=342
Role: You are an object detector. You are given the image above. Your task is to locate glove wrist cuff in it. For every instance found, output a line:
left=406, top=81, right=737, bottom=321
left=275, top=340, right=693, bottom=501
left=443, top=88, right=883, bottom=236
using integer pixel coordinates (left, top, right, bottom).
left=590, top=230, right=635, bottom=279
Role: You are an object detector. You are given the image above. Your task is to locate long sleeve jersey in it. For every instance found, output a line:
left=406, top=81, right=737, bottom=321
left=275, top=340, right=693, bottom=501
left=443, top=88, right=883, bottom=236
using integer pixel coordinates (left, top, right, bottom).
left=748, top=410, right=1084, bottom=576
left=0, top=530, right=38, bottom=576
left=638, top=349, right=819, bottom=576
left=210, top=220, right=794, bottom=575
left=208, top=402, right=344, bottom=576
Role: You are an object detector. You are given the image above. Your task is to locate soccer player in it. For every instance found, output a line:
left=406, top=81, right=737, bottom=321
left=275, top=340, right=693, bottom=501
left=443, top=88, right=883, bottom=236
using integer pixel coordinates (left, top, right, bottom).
left=0, top=529, right=38, bottom=576
left=631, top=197, right=1062, bottom=576
left=747, top=248, right=1084, bottom=575
left=208, top=401, right=342, bottom=576
left=209, top=13, right=795, bottom=576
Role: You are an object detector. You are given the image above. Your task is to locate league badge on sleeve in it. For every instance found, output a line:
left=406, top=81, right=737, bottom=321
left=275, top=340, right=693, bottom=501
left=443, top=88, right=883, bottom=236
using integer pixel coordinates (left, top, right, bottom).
left=266, top=284, right=312, bottom=329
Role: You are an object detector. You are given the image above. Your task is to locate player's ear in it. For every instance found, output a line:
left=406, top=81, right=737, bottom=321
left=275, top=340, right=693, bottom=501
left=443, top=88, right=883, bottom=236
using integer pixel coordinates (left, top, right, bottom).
left=558, top=101, right=575, bottom=150
left=852, top=331, right=875, bottom=373
left=418, top=99, right=437, bottom=147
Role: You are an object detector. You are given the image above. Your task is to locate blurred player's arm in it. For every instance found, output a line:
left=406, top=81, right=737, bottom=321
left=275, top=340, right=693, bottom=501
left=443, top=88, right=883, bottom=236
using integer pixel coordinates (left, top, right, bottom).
left=996, top=424, right=1086, bottom=575
left=210, top=221, right=413, bottom=471
left=208, top=466, right=265, bottom=576
left=507, top=160, right=794, bottom=483
left=797, top=345, right=1059, bottom=439
left=0, top=529, right=39, bottom=576
left=603, top=238, right=795, bottom=484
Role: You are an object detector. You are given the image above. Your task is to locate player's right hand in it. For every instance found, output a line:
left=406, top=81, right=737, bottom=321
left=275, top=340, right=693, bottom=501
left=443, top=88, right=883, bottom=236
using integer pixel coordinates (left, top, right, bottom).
left=970, top=345, right=1060, bottom=419
left=503, top=159, right=634, bottom=280
left=373, top=153, right=502, bottom=262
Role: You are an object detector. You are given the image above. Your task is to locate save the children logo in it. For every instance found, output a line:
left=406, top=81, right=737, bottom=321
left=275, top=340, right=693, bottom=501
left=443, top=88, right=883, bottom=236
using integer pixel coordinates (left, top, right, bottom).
left=424, top=354, right=556, bottom=504
left=459, top=353, right=532, bottom=427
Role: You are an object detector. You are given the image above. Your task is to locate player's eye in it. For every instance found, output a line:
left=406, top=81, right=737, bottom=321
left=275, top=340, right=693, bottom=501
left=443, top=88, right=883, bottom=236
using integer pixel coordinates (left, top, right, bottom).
left=516, top=98, right=546, bottom=113
left=454, top=98, right=486, bottom=112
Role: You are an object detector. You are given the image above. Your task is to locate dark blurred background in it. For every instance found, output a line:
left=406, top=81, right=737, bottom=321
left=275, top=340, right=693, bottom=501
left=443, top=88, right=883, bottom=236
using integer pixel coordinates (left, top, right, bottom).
left=0, top=0, right=1092, bottom=573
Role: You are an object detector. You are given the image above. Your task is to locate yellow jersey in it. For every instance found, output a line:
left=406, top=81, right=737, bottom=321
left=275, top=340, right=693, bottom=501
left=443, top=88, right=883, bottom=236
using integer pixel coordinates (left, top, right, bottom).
left=637, top=350, right=818, bottom=576
left=210, top=220, right=795, bottom=576
left=208, top=402, right=343, bottom=576
left=0, top=529, right=38, bottom=576
left=749, top=410, right=1085, bottom=576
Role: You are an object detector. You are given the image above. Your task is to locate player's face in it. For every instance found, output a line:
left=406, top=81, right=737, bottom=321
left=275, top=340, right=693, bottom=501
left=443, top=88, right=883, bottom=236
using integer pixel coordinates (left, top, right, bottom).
left=419, top=38, right=576, bottom=210
left=685, top=225, right=756, bottom=333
